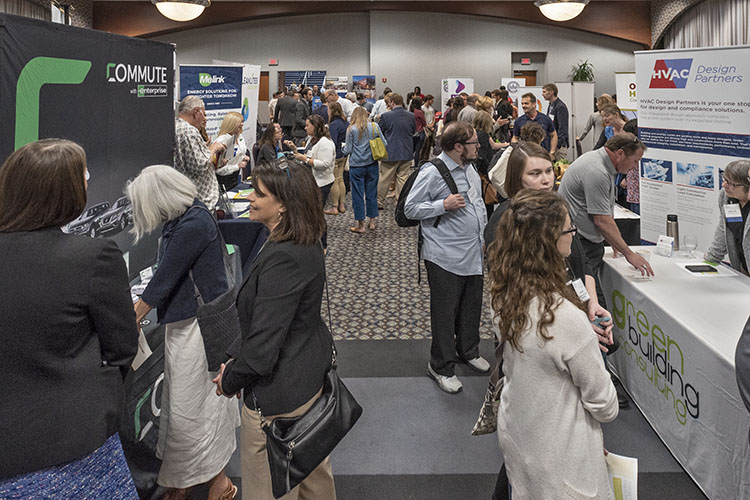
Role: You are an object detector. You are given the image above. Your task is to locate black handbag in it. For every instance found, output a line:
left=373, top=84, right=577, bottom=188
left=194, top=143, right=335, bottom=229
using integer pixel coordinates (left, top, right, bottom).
left=189, top=206, right=243, bottom=371
left=252, top=273, right=363, bottom=499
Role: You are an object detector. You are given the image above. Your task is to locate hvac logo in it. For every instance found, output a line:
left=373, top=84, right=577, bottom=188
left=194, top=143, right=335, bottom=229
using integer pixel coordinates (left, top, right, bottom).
left=650, top=59, right=693, bottom=89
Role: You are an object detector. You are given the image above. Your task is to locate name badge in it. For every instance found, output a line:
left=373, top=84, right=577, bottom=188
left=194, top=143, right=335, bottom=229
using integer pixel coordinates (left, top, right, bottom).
left=724, top=204, right=742, bottom=223
left=549, top=114, right=554, bottom=120
left=571, top=278, right=590, bottom=302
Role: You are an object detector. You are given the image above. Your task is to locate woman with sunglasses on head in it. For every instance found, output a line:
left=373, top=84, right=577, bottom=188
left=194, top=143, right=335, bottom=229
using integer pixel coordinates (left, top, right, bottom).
left=212, top=158, right=337, bottom=500
left=705, top=160, right=750, bottom=274
left=488, top=189, right=618, bottom=499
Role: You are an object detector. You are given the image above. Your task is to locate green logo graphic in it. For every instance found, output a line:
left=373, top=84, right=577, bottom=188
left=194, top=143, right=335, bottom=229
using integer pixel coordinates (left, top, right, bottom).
left=106, top=62, right=116, bottom=81
left=138, top=85, right=145, bottom=97
left=15, top=56, right=91, bottom=149
left=199, top=73, right=212, bottom=87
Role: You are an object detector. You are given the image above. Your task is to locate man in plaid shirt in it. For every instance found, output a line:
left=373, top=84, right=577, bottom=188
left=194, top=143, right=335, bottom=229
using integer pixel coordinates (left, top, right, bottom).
left=174, top=96, right=226, bottom=208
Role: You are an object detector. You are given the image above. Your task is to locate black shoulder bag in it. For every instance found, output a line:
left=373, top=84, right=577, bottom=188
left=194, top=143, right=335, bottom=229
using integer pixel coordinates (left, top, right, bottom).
left=251, top=256, right=363, bottom=499
left=188, top=206, right=243, bottom=371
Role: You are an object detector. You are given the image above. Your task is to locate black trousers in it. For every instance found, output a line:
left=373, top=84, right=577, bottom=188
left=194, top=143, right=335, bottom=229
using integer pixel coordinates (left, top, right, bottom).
left=579, top=237, right=607, bottom=308
left=424, top=260, right=483, bottom=377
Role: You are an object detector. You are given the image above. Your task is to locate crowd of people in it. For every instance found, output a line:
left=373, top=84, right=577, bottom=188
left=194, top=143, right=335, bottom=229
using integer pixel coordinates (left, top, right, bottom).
left=2, top=77, right=749, bottom=500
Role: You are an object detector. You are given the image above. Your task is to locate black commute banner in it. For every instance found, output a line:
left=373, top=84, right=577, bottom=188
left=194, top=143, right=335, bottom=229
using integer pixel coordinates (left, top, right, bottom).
left=0, top=14, right=175, bottom=276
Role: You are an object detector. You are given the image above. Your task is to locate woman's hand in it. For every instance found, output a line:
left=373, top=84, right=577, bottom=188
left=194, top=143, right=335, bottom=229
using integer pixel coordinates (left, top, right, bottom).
left=212, top=362, right=241, bottom=398
left=239, top=155, right=250, bottom=169
left=133, top=299, right=153, bottom=325
left=589, top=302, right=614, bottom=352
left=283, top=140, right=296, bottom=150
left=294, top=152, right=308, bottom=163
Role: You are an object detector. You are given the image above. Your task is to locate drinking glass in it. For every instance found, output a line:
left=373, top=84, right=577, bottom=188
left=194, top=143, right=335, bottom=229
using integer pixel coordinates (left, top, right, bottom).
left=684, top=235, right=698, bottom=258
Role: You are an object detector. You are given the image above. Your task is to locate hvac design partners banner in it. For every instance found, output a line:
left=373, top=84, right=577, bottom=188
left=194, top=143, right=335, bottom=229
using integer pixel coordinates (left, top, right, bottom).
left=0, top=14, right=175, bottom=276
left=636, top=46, right=750, bottom=250
left=441, top=78, right=474, bottom=110
left=602, top=267, right=750, bottom=500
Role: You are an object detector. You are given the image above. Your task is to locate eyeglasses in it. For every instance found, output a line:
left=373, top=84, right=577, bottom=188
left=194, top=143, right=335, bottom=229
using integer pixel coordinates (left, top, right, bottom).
left=722, top=175, right=747, bottom=188
left=85, top=170, right=90, bottom=181
left=561, top=225, right=577, bottom=235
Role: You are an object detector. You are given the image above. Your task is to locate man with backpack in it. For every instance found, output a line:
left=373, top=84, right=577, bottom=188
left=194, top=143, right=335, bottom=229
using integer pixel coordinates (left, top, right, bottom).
left=403, top=121, right=490, bottom=394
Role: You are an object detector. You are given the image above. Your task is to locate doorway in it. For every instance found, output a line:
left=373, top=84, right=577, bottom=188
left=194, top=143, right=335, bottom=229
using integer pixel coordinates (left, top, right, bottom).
left=513, top=70, right=537, bottom=87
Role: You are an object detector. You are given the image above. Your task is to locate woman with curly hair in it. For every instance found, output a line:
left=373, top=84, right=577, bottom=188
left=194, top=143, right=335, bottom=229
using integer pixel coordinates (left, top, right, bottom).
left=487, top=189, right=618, bottom=499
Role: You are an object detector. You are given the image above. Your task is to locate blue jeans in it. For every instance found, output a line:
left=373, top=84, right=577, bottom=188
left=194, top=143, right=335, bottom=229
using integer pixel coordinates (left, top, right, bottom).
left=349, top=162, right=379, bottom=221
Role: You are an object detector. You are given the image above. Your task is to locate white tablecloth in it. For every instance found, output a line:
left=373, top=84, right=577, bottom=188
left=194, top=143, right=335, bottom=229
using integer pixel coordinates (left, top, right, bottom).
left=601, top=247, right=750, bottom=500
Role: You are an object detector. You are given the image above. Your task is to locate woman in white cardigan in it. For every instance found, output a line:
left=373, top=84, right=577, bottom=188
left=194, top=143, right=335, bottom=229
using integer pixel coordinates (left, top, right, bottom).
left=295, top=113, right=335, bottom=248
left=487, top=190, right=619, bottom=500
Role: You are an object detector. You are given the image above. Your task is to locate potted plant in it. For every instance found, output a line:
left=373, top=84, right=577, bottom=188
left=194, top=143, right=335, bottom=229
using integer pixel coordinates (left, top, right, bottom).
left=570, top=60, right=595, bottom=82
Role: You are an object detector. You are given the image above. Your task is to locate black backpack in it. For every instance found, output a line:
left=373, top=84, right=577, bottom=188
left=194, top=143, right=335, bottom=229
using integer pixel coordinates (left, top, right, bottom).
left=395, top=158, right=457, bottom=228
left=395, top=158, right=458, bottom=283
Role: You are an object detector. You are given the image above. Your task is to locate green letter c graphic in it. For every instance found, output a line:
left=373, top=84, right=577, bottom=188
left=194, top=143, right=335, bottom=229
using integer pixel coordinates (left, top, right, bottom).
left=15, top=56, right=92, bottom=149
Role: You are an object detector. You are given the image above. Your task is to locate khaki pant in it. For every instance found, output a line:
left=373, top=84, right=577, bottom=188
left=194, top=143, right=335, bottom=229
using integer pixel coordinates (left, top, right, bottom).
left=553, top=146, right=569, bottom=163
left=241, top=389, right=336, bottom=500
left=330, top=157, right=347, bottom=209
left=377, top=160, right=413, bottom=206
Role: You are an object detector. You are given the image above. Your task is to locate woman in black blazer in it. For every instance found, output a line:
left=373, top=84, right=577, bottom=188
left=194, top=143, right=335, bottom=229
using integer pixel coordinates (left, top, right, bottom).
left=0, top=139, right=139, bottom=496
left=214, top=158, right=336, bottom=500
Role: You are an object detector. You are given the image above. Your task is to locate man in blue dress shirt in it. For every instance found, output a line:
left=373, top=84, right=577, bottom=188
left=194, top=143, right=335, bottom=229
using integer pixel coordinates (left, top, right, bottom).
left=404, top=121, right=490, bottom=393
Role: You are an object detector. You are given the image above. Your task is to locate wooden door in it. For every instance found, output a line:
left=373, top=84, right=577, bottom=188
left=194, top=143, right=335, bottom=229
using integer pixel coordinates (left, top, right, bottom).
left=513, top=70, right=536, bottom=87
left=259, top=71, right=269, bottom=102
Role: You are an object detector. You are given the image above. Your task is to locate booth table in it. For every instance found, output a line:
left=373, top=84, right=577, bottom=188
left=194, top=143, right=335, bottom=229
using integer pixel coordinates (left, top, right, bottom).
left=613, top=204, right=641, bottom=246
left=601, top=248, right=750, bottom=500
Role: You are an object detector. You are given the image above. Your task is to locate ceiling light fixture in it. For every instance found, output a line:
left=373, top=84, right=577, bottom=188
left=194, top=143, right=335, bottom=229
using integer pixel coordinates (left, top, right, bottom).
left=151, top=0, right=210, bottom=22
left=534, top=0, right=590, bottom=22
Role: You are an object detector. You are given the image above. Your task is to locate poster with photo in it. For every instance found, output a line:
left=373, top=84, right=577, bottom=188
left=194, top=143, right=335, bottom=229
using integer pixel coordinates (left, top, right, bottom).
left=352, top=75, right=376, bottom=103
left=324, top=76, right=349, bottom=97
left=636, top=46, right=750, bottom=252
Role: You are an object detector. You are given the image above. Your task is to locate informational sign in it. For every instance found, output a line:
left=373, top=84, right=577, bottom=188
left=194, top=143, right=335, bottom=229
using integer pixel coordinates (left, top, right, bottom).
left=501, top=77, right=525, bottom=105
left=440, top=77, right=474, bottom=111
left=636, top=46, right=750, bottom=250
left=213, top=60, right=261, bottom=167
left=353, top=75, right=376, bottom=103
left=616, top=72, right=638, bottom=112
left=0, top=13, right=175, bottom=277
left=179, top=65, right=243, bottom=138
left=324, top=76, right=349, bottom=97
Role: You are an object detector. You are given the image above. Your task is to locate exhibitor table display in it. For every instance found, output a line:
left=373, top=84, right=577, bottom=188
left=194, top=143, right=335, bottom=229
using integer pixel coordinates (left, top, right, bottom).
left=601, top=248, right=750, bottom=500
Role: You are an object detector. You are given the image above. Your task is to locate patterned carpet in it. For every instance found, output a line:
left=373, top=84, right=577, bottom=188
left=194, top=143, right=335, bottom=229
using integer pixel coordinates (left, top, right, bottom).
left=322, top=188, right=496, bottom=341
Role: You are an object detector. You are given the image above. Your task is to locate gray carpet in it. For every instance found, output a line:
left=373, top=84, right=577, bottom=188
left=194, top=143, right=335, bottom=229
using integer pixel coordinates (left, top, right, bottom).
left=188, top=191, right=707, bottom=500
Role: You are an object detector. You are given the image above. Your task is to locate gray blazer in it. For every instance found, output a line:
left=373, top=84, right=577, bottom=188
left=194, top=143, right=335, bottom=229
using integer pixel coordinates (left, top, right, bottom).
left=705, top=189, right=750, bottom=274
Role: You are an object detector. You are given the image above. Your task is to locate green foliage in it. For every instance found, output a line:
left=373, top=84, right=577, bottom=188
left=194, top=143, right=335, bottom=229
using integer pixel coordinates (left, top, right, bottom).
left=570, top=60, right=595, bottom=82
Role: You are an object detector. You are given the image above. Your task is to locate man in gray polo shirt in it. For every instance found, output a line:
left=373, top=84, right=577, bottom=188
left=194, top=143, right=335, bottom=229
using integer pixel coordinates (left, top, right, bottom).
left=559, top=133, right=653, bottom=306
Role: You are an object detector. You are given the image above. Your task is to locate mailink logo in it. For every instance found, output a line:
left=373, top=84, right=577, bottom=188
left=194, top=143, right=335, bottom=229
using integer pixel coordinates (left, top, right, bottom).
left=649, top=59, right=693, bottom=89
left=611, top=289, right=700, bottom=425
left=199, top=72, right=226, bottom=87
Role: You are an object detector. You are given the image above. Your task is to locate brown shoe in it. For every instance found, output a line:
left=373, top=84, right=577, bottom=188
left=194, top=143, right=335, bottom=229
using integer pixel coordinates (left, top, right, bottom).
left=323, top=208, right=339, bottom=215
left=349, top=224, right=366, bottom=234
left=338, top=204, right=346, bottom=213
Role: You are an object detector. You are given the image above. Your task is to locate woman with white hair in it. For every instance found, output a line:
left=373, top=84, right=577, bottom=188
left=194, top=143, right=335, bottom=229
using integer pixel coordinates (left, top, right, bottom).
left=129, top=166, right=240, bottom=500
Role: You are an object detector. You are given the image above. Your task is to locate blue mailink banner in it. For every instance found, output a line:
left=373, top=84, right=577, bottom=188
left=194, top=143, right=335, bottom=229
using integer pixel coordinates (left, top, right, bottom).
left=640, top=127, right=750, bottom=158
left=179, top=66, right=242, bottom=110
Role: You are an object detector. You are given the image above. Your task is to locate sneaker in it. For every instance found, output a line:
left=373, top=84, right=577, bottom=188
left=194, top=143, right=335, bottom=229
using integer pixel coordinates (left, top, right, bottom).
left=427, top=363, right=463, bottom=394
left=464, top=356, right=491, bottom=373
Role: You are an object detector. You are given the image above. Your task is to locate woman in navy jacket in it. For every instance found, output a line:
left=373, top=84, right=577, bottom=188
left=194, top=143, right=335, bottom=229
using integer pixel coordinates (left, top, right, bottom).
left=214, top=158, right=336, bottom=500
left=130, top=165, right=240, bottom=500
left=0, top=139, right=138, bottom=497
